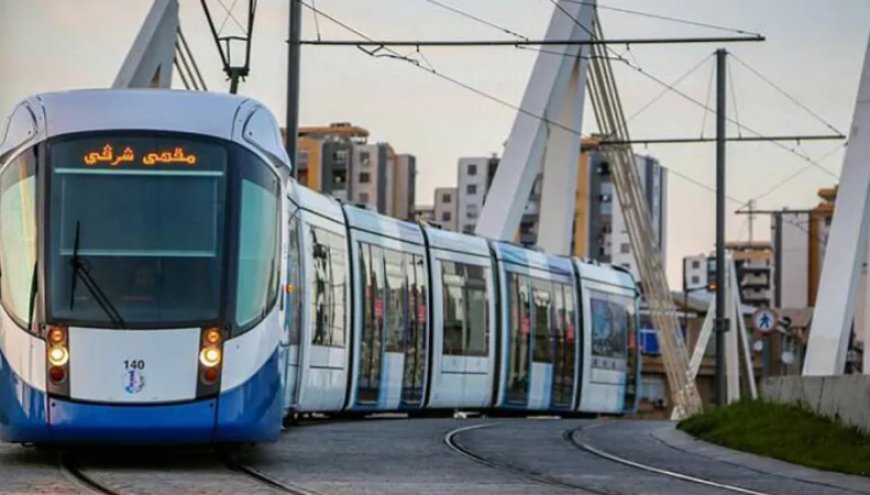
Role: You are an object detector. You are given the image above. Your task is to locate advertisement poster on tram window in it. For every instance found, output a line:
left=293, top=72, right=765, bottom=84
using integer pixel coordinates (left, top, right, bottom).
left=590, top=291, right=628, bottom=373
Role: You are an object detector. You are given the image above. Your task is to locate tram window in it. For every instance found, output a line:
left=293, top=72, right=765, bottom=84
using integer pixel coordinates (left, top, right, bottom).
left=442, top=262, right=465, bottom=355
left=589, top=290, right=630, bottom=361
left=311, top=227, right=346, bottom=347
left=465, top=265, right=488, bottom=357
left=0, top=151, right=36, bottom=327
left=414, top=254, right=428, bottom=332
left=384, top=249, right=407, bottom=353
left=441, top=261, right=489, bottom=357
left=532, top=278, right=553, bottom=363
left=236, top=178, right=280, bottom=329
left=329, top=232, right=347, bottom=347
left=311, top=228, right=331, bottom=346
left=286, top=214, right=302, bottom=345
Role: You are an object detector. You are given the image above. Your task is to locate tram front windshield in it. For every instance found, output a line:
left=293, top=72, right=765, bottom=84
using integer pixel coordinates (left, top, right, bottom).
left=46, top=133, right=279, bottom=328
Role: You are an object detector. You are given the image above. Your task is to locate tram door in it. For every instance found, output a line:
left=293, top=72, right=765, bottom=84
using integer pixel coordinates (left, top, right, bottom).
left=401, top=254, right=426, bottom=406
left=550, top=283, right=576, bottom=408
left=506, top=273, right=532, bottom=405
left=357, top=244, right=384, bottom=405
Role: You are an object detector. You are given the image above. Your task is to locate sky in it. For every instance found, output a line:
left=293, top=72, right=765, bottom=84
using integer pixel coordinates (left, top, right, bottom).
left=1, top=0, right=869, bottom=286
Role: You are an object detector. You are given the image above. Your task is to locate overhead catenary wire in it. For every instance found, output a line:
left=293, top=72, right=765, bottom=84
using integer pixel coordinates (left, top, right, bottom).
left=311, top=0, right=322, bottom=41
left=560, top=0, right=762, bottom=37
left=301, top=0, right=746, bottom=207
left=740, top=142, right=846, bottom=207
left=217, top=0, right=242, bottom=35
left=700, top=58, right=716, bottom=137
left=731, top=53, right=842, bottom=136
left=214, top=0, right=248, bottom=34
left=727, top=60, right=742, bottom=138
left=544, top=1, right=840, bottom=180
left=422, top=0, right=529, bottom=40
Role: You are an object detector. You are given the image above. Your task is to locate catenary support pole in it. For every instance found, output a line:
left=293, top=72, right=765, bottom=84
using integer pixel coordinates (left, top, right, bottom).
left=286, top=0, right=302, bottom=177
left=715, top=48, right=728, bottom=407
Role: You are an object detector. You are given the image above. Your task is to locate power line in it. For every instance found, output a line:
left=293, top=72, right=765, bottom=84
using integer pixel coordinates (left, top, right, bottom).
left=727, top=60, right=742, bottom=138
left=561, top=0, right=762, bottom=37
left=700, top=55, right=715, bottom=138
left=297, top=1, right=745, bottom=207
left=213, top=0, right=248, bottom=35
left=742, top=142, right=845, bottom=206
left=421, top=0, right=528, bottom=40
left=730, top=53, right=842, bottom=136
left=301, top=36, right=763, bottom=47
left=546, top=3, right=840, bottom=181
left=311, top=0, right=322, bottom=41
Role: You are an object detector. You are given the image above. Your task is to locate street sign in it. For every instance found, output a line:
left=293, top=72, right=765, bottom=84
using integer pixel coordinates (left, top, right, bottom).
left=752, top=307, right=777, bottom=333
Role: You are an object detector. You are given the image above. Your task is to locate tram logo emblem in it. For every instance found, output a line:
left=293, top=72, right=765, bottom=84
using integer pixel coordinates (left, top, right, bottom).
left=124, top=369, right=146, bottom=395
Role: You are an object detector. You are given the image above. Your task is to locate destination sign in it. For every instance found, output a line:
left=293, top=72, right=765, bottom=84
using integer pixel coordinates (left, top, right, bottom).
left=82, top=144, right=198, bottom=167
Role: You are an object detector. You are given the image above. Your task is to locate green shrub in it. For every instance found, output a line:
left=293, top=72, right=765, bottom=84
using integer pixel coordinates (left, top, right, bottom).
left=678, top=399, right=870, bottom=477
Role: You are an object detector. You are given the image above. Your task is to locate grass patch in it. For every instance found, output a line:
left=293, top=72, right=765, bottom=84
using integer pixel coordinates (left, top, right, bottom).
left=678, top=399, right=870, bottom=477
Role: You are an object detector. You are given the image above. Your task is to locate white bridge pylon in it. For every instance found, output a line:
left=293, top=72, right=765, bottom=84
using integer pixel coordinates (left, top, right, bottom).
left=113, top=0, right=178, bottom=89
left=475, top=0, right=594, bottom=255
left=804, top=33, right=870, bottom=376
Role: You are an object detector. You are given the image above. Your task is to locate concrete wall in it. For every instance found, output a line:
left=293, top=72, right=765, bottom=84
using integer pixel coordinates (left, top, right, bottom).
left=761, top=375, right=870, bottom=432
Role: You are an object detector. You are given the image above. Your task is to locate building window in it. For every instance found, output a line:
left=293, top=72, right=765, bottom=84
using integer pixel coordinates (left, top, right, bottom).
left=359, top=192, right=370, bottom=203
left=333, top=170, right=347, bottom=186
left=468, top=163, right=478, bottom=176
left=620, top=242, right=630, bottom=254
left=441, top=211, right=452, bottom=222
left=463, top=224, right=476, bottom=234
left=360, top=151, right=370, bottom=164
left=467, top=204, right=478, bottom=219
left=297, top=149, right=310, bottom=169
left=691, top=260, right=700, bottom=269
left=691, top=275, right=700, bottom=285
left=441, top=193, right=452, bottom=203
left=333, top=149, right=349, bottom=163
left=467, top=184, right=477, bottom=195
left=359, top=172, right=371, bottom=184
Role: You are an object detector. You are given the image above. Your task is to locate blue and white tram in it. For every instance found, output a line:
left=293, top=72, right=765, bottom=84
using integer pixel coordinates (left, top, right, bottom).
left=0, top=90, right=290, bottom=443
left=0, top=89, right=640, bottom=445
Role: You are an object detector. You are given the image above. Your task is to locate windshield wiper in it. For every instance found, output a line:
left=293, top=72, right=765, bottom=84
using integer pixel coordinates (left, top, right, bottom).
left=69, top=221, right=126, bottom=328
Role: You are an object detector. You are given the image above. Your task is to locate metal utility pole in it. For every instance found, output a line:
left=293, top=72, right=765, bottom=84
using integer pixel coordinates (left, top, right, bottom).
left=286, top=0, right=302, bottom=177
left=715, top=48, right=728, bottom=407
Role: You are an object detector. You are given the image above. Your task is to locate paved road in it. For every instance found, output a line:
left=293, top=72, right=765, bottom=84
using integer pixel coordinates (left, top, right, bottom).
left=0, top=418, right=867, bottom=494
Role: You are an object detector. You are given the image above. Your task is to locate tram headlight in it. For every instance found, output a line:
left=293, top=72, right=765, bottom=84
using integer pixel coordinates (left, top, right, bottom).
left=204, top=327, right=222, bottom=345
left=48, top=346, right=69, bottom=366
left=48, top=326, right=66, bottom=345
left=199, top=347, right=221, bottom=367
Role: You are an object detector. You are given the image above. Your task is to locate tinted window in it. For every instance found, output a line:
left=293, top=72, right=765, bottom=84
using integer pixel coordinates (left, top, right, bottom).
left=236, top=176, right=279, bottom=328
left=384, top=250, right=407, bottom=353
left=0, top=151, right=36, bottom=326
left=441, top=261, right=489, bottom=357
left=286, top=213, right=302, bottom=345
left=589, top=290, right=632, bottom=366
left=48, top=136, right=229, bottom=327
left=532, top=278, right=553, bottom=363
left=311, top=227, right=347, bottom=347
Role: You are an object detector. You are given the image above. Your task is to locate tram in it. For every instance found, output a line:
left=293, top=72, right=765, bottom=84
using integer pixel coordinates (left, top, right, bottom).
left=0, top=90, right=639, bottom=444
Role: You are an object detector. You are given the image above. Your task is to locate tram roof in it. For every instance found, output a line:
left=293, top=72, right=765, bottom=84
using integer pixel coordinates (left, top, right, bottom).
left=2, top=90, right=290, bottom=171
left=492, top=241, right=575, bottom=277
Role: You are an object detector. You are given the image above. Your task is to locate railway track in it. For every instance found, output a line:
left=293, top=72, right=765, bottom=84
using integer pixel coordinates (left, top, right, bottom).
left=443, top=423, right=610, bottom=494
left=565, top=425, right=772, bottom=495
left=444, top=421, right=782, bottom=495
left=57, top=450, right=323, bottom=495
